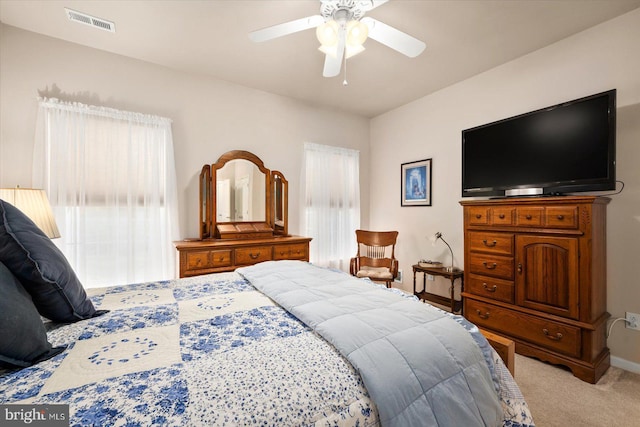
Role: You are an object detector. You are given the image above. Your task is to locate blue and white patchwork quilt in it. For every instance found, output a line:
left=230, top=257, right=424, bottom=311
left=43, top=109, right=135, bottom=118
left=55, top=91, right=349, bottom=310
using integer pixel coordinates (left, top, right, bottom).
left=1, top=264, right=534, bottom=426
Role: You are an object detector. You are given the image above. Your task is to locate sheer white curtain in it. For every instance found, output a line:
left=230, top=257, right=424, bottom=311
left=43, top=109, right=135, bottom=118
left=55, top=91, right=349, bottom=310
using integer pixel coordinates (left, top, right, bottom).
left=33, top=98, right=180, bottom=288
left=301, top=142, right=360, bottom=270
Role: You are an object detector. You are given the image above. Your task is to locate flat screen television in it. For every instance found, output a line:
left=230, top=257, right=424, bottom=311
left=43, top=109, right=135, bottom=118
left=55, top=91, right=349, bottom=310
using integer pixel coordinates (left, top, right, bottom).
left=462, top=89, right=616, bottom=198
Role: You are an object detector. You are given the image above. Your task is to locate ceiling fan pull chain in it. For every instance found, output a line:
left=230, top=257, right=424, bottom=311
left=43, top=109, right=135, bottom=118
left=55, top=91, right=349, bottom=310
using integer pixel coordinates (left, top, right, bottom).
left=343, top=54, right=348, bottom=86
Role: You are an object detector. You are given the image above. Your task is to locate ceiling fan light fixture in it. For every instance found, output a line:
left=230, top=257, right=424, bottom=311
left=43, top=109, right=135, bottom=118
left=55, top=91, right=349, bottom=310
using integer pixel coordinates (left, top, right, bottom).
left=319, top=44, right=365, bottom=59
left=346, top=20, right=368, bottom=46
left=316, top=20, right=339, bottom=47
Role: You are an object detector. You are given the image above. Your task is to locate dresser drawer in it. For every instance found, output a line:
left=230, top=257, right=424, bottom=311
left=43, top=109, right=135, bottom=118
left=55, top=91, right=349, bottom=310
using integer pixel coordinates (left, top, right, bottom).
left=468, top=253, right=514, bottom=280
left=185, top=250, right=212, bottom=270
left=184, top=249, right=232, bottom=273
left=468, top=231, right=514, bottom=256
left=273, top=243, right=308, bottom=260
left=516, top=207, right=544, bottom=227
left=466, top=275, right=514, bottom=303
left=491, top=207, right=515, bottom=225
left=468, top=207, right=490, bottom=225
left=209, top=250, right=232, bottom=267
left=235, top=246, right=272, bottom=265
left=545, top=206, right=579, bottom=229
left=465, top=299, right=581, bottom=358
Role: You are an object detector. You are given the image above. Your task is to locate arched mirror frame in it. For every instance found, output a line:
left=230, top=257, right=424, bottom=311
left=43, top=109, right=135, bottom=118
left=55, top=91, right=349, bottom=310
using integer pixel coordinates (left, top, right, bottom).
left=199, top=150, right=289, bottom=240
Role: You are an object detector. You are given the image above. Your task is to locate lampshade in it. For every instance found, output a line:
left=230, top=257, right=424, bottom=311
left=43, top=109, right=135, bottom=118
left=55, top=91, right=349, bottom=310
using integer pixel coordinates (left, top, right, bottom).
left=316, top=20, right=339, bottom=47
left=318, top=43, right=365, bottom=59
left=0, top=188, right=61, bottom=238
left=346, top=20, right=368, bottom=47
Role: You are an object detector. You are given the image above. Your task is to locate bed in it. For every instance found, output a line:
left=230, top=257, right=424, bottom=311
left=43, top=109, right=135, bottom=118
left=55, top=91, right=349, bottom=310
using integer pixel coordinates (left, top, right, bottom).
left=1, top=259, right=534, bottom=426
left=1, top=193, right=532, bottom=426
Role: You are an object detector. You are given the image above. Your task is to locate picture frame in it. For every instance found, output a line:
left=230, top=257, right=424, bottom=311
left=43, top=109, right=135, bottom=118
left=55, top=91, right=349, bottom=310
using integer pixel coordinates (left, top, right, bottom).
left=401, top=158, right=432, bottom=206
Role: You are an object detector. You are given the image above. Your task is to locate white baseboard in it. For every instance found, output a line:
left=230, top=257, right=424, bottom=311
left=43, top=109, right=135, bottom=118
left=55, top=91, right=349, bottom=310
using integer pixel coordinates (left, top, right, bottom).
left=611, top=356, right=640, bottom=374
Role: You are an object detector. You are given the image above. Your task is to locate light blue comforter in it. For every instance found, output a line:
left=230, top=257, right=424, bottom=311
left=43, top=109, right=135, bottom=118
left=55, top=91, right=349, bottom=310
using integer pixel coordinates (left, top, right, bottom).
left=238, top=260, right=503, bottom=427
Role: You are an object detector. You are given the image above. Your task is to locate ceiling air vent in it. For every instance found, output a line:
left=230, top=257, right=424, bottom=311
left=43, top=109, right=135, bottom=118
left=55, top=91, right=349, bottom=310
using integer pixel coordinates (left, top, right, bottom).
left=65, top=8, right=115, bottom=33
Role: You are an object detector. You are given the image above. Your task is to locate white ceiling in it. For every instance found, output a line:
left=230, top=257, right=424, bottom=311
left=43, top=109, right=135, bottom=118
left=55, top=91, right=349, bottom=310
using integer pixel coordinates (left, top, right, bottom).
left=1, top=0, right=639, bottom=117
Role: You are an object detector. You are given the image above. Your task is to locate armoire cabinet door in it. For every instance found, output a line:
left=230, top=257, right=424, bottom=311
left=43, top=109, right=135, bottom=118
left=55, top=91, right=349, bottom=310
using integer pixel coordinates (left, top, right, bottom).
left=515, top=235, right=579, bottom=320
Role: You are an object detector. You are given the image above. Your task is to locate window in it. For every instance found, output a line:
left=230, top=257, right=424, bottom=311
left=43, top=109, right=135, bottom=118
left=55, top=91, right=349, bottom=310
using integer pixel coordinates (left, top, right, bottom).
left=33, top=98, right=179, bottom=287
left=301, top=142, right=360, bottom=270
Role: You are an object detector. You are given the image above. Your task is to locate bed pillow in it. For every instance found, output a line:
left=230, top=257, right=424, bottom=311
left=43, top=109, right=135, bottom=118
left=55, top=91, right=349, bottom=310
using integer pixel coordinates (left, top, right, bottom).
left=0, top=261, right=66, bottom=368
left=0, top=199, right=103, bottom=322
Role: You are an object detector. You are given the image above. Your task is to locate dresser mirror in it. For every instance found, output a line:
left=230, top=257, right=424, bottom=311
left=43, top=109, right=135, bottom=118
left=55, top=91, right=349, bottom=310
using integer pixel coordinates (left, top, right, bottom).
left=199, top=150, right=288, bottom=240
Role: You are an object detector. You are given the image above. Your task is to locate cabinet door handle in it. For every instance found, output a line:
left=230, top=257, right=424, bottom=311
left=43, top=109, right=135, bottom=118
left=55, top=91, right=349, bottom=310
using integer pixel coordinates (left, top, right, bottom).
left=482, top=239, right=497, bottom=247
left=483, top=283, right=497, bottom=292
left=476, top=309, right=490, bottom=320
left=517, top=263, right=522, bottom=273
left=482, top=262, right=497, bottom=270
left=249, top=252, right=260, bottom=259
left=543, top=329, right=563, bottom=341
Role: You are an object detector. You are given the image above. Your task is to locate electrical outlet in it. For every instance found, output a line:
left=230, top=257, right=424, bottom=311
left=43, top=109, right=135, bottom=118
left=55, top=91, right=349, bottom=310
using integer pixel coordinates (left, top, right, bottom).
left=626, top=312, right=640, bottom=331
left=427, top=274, right=435, bottom=281
left=394, top=269, right=403, bottom=283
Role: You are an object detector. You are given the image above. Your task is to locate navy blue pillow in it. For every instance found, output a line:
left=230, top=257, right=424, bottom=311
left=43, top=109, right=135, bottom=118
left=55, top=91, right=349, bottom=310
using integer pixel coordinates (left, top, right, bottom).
left=0, top=199, right=105, bottom=323
left=0, top=261, right=66, bottom=368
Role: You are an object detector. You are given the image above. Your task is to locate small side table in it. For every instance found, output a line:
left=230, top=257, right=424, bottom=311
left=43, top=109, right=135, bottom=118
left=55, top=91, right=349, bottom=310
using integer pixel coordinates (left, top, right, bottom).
left=412, top=264, right=464, bottom=314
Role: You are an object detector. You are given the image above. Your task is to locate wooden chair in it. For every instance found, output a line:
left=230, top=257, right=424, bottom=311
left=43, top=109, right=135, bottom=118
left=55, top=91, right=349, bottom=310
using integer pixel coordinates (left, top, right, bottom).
left=350, top=230, right=399, bottom=288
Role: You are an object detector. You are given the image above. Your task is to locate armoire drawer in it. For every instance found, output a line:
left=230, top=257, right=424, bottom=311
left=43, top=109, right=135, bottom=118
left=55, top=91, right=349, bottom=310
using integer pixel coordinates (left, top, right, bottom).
left=545, top=206, right=579, bottom=229
left=466, top=275, right=514, bottom=304
left=465, top=299, right=581, bottom=358
left=468, top=231, right=514, bottom=256
left=468, top=253, right=514, bottom=280
left=515, top=207, right=544, bottom=227
left=235, top=246, right=272, bottom=265
left=468, top=206, right=490, bottom=225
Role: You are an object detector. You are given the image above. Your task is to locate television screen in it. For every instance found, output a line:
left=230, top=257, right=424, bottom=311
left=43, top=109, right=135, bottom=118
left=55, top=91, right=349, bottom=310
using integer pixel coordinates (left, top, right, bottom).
left=462, top=89, right=616, bottom=197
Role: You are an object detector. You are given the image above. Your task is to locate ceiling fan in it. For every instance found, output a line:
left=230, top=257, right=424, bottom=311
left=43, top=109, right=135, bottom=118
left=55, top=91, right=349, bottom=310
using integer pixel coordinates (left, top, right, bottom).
left=249, top=0, right=426, bottom=78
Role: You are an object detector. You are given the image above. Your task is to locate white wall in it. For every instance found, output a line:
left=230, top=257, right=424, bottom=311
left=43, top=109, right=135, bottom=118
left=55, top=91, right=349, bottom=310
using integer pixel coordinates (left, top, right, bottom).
left=0, top=23, right=371, bottom=240
left=370, top=9, right=640, bottom=368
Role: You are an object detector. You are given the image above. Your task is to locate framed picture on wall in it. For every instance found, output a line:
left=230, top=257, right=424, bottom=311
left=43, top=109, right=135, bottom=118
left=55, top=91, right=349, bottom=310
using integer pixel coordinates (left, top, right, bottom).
left=401, top=158, right=432, bottom=206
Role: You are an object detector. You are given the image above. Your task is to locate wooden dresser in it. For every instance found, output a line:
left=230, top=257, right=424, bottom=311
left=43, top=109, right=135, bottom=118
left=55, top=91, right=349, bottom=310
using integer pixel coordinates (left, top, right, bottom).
left=460, top=196, right=610, bottom=383
left=175, top=235, right=311, bottom=278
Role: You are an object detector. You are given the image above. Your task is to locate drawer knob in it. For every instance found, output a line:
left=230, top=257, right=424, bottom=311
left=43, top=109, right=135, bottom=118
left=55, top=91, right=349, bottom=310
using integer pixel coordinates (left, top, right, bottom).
left=476, top=309, right=490, bottom=320
left=249, top=253, right=260, bottom=259
left=499, top=214, right=505, bottom=219
left=483, top=283, right=497, bottom=293
left=475, top=214, right=482, bottom=219
left=557, top=215, right=564, bottom=220
left=526, top=215, right=532, bottom=220
left=482, top=262, right=498, bottom=270
left=482, top=239, right=497, bottom=247
left=543, top=329, right=563, bottom=341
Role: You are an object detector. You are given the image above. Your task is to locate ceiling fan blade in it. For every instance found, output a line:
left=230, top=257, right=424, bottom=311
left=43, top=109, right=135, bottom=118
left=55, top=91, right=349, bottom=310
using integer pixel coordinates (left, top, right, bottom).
left=323, top=26, right=346, bottom=77
left=361, top=17, right=426, bottom=57
left=366, top=0, right=390, bottom=11
left=249, top=15, right=324, bottom=42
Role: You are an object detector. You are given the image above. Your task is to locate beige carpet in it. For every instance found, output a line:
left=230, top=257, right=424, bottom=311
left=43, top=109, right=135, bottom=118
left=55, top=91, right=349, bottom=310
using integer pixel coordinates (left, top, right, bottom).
left=514, top=354, right=640, bottom=426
